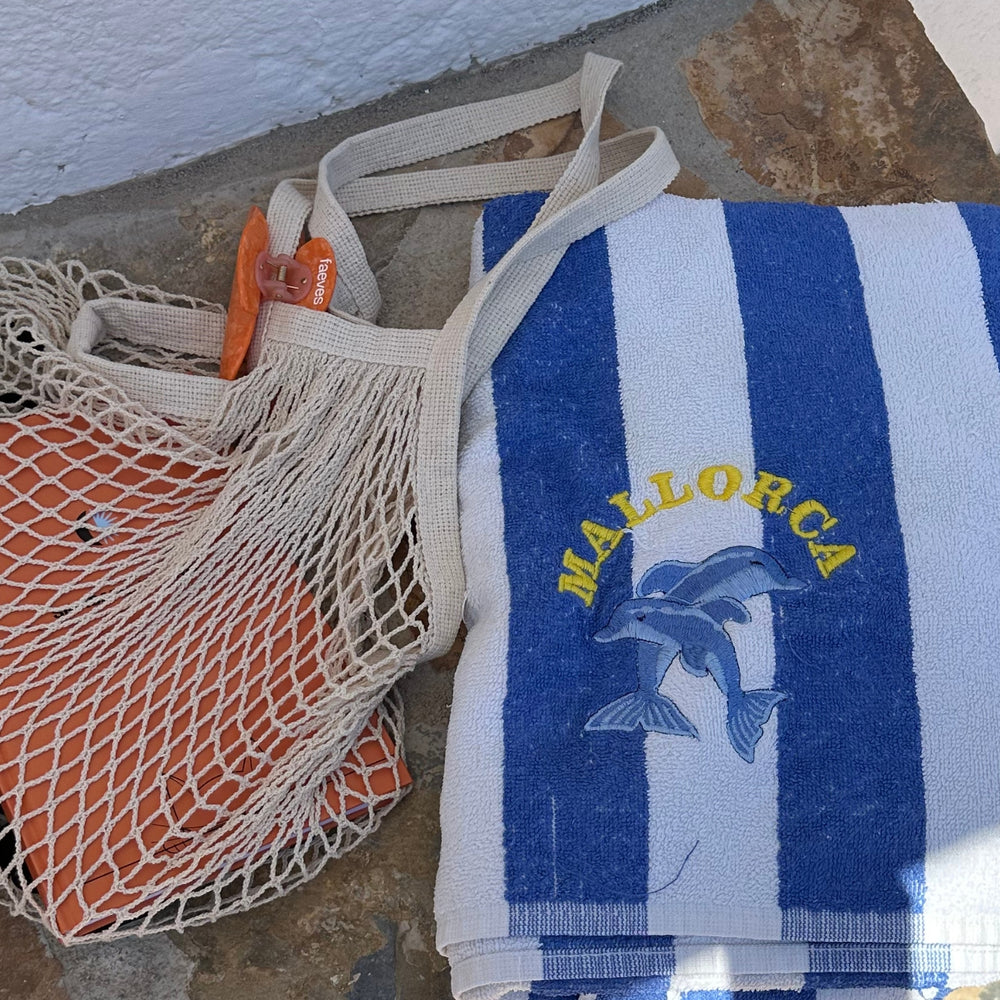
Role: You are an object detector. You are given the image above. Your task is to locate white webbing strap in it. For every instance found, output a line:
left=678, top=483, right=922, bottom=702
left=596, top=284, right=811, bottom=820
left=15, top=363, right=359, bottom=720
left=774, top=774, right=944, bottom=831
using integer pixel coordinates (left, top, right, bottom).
left=259, top=53, right=680, bottom=658
left=417, top=124, right=678, bottom=655
left=307, top=54, right=622, bottom=321
left=333, top=131, right=658, bottom=217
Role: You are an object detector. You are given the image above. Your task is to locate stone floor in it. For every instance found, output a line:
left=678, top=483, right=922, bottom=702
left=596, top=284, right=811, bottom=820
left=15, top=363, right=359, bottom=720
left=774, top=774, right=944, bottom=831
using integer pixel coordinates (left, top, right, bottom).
left=2, top=0, right=1000, bottom=997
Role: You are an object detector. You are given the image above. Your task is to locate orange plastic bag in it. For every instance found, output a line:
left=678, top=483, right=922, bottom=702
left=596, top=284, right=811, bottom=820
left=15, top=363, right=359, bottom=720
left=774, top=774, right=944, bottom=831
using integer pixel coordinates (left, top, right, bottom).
left=0, top=411, right=408, bottom=935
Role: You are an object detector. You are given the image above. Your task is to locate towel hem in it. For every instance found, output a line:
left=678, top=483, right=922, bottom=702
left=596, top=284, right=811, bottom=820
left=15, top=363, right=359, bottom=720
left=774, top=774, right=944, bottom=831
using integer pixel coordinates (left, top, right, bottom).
left=448, top=941, right=1000, bottom=997
left=435, top=900, right=1000, bottom=949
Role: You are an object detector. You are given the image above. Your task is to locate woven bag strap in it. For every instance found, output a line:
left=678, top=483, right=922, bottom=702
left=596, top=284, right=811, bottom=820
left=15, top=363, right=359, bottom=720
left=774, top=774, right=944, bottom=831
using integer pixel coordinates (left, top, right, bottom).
left=260, top=55, right=679, bottom=657
left=68, top=55, right=679, bottom=655
left=264, top=55, right=676, bottom=317
left=262, top=56, right=679, bottom=657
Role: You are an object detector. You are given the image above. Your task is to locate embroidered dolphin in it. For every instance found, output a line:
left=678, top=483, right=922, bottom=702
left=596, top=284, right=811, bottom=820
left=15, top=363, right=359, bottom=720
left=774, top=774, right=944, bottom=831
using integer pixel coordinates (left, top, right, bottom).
left=584, top=546, right=806, bottom=762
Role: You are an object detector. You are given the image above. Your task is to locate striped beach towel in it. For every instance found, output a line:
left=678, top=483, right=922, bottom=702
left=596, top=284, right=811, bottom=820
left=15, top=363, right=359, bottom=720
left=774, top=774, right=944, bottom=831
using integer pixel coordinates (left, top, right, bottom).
left=435, top=190, right=1000, bottom=998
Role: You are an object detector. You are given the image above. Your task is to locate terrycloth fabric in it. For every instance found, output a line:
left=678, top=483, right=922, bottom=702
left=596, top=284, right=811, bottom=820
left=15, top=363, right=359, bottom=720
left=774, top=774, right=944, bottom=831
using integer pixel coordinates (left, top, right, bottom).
left=435, top=191, right=1000, bottom=999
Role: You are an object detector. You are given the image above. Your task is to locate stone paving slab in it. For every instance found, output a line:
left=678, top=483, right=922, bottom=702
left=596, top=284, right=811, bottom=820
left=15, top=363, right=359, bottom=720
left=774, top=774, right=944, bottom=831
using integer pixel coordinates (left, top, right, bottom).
left=684, top=0, right=1000, bottom=204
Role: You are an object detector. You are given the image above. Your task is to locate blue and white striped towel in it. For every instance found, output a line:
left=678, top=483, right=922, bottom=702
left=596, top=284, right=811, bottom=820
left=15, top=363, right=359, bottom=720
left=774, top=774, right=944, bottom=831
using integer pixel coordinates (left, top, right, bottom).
left=435, top=190, right=1000, bottom=999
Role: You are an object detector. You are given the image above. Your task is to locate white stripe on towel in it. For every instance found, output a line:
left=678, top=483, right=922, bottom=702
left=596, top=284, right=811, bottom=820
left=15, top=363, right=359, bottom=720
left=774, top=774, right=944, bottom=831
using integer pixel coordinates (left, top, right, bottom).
left=435, top=370, right=512, bottom=951
left=606, top=194, right=782, bottom=935
left=843, top=200, right=1000, bottom=942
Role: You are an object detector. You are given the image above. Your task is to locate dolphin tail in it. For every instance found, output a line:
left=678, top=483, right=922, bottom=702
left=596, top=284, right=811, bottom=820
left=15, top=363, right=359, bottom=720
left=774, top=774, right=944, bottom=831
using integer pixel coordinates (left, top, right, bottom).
left=726, top=688, right=786, bottom=763
left=585, top=690, right=699, bottom=738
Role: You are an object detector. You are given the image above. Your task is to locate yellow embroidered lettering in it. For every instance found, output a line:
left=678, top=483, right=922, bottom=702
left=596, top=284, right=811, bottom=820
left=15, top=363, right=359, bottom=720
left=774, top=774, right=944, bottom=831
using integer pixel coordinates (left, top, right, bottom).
left=582, top=519, right=625, bottom=561
left=697, top=464, right=743, bottom=502
left=558, top=549, right=599, bottom=606
left=649, top=471, right=694, bottom=510
left=808, top=540, right=857, bottom=578
left=607, top=491, right=655, bottom=528
left=789, top=499, right=839, bottom=539
left=743, top=470, right=795, bottom=514
left=558, top=521, right=624, bottom=605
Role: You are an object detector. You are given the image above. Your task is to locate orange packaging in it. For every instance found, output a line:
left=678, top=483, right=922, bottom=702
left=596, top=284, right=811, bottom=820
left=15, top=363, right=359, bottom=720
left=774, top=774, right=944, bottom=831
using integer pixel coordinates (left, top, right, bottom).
left=296, top=237, right=337, bottom=311
left=0, top=412, right=409, bottom=934
left=220, top=206, right=268, bottom=380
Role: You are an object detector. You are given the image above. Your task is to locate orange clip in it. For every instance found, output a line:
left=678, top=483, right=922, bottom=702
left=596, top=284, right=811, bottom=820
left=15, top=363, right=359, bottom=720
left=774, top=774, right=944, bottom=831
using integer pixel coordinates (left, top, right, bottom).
left=220, top=208, right=337, bottom=380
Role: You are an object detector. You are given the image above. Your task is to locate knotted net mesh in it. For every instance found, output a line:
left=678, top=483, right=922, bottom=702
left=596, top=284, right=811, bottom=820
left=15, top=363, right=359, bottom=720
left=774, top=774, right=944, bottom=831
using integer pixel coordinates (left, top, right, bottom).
left=0, top=258, right=428, bottom=941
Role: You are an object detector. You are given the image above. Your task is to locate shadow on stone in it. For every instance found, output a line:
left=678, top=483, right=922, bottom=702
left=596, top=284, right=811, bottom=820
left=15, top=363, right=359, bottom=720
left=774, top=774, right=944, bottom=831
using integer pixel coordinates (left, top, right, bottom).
left=346, top=918, right=397, bottom=1000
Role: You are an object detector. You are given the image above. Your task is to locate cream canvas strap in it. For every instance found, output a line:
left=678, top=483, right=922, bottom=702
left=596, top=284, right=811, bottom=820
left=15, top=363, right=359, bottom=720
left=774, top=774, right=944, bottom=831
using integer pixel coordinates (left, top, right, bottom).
left=63, top=52, right=680, bottom=662
left=260, top=53, right=680, bottom=658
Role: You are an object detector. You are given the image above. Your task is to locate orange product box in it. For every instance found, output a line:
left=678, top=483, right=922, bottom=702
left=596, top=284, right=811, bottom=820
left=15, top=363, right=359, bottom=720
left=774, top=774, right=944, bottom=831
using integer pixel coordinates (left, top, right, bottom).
left=0, top=411, right=410, bottom=934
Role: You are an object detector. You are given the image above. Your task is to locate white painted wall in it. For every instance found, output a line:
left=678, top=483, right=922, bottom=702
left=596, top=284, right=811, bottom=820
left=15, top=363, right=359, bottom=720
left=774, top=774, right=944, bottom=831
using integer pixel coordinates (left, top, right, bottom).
left=1, top=0, right=639, bottom=215
left=909, top=0, right=1000, bottom=154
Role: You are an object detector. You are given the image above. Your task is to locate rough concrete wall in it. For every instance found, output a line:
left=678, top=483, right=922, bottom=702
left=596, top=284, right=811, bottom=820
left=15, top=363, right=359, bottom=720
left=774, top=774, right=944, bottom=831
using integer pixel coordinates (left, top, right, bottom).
left=908, top=0, right=1000, bottom=153
left=0, top=0, right=640, bottom=215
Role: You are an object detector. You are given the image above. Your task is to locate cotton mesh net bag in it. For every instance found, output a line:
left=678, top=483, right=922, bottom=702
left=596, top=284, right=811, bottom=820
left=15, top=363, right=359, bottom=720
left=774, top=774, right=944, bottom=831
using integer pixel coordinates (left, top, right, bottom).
left=0, top=258, right=412, bottom=939
left=0, top=54, right=678, bottom=941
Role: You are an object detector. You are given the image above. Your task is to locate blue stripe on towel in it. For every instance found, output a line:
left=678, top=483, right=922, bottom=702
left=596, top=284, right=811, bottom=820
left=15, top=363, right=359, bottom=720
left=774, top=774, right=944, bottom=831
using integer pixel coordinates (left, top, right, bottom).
left=804, top=972, right=948, bottom=992
left=722, top=202, right=925, bottom=927
left=530, top=980, right=670, bottom=1000
left=685, top=993, right=813, bottom=1000
left=487, top=194, right=649, bottom=917
left=532, top=977, right=671, bottom=1000
left=958, top=202, right=1000, bottom=368
left=734, top=993, right=815, bottom=1000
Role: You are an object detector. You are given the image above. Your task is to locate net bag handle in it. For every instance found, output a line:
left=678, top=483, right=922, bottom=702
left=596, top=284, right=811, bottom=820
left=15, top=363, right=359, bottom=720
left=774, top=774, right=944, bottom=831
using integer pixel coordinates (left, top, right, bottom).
left=263, top=54, right=681, bottom=657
